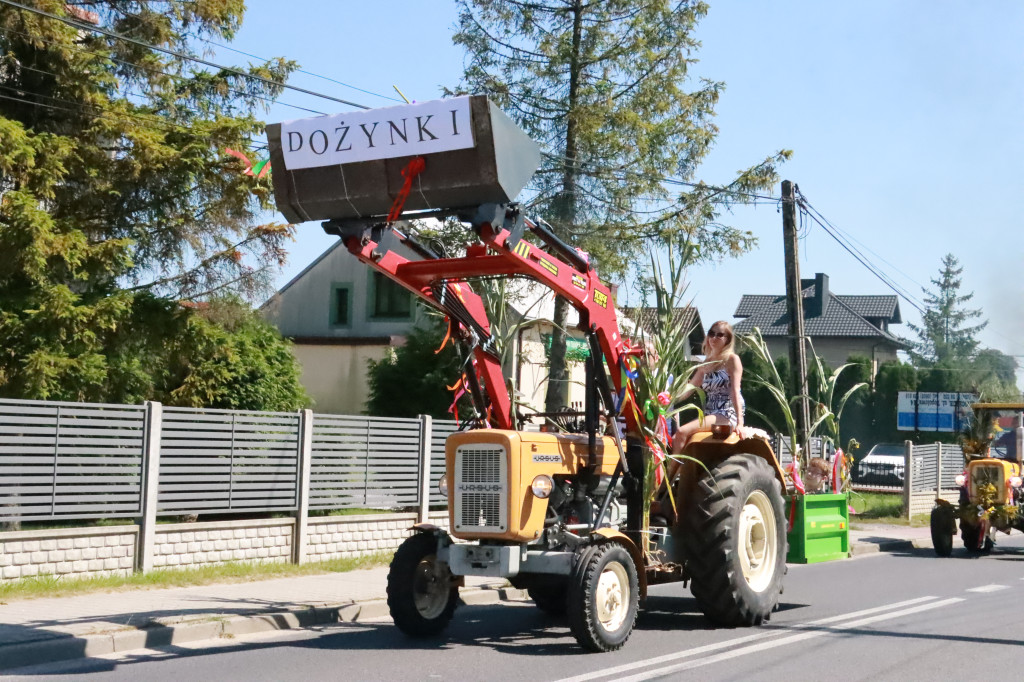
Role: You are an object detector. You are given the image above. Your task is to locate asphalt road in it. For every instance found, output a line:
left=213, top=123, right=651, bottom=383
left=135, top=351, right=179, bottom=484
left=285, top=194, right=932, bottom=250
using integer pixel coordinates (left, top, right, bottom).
left=6, top=535, right=1024, bottom=681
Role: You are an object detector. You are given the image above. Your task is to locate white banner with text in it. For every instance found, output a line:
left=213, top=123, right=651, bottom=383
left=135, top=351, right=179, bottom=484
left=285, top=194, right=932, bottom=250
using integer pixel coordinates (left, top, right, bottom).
left=280, top=97, right=475, bottom=170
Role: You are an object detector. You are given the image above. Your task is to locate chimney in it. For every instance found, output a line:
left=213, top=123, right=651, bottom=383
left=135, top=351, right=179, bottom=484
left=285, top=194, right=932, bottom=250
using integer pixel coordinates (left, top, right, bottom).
left=811, top=273, right=829, bottom=318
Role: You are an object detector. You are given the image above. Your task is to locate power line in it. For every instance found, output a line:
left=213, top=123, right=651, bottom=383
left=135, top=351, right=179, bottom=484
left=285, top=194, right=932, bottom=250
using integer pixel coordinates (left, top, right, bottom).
left=195, top=36, right=402, bottom=105
left=794, top=192, right=925, bottom=315
left=797, top=196, right=925, bottom=310
left=0, top=0, right=371, bottom=110
left=0, top=25, right=328, bottom=117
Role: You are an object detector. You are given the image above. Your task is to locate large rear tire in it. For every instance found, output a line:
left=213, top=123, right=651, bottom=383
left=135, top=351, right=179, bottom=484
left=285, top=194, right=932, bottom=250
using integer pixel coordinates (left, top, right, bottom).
left=567, top=543, right=639, bottom=652
left=386, top=533, right=458, bottom=636
left=930, top=505, right=955, bottom=557
left=681, top=454, right=787, bottom=626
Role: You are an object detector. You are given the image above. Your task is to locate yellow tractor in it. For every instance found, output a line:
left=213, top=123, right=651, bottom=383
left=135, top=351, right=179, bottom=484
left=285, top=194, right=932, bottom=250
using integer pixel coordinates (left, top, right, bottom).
left=267, top=96, right=788, bottom=652
left=931, top=402, right=1024, bottom=556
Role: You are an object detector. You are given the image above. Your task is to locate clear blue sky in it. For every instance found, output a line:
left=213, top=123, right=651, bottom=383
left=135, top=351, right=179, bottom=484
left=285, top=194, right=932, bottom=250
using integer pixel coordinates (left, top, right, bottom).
left=222, top=1, right=1024, bottom=383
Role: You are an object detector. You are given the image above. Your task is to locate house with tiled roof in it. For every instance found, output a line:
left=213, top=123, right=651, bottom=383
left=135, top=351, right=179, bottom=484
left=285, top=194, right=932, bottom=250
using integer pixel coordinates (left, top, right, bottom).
left=633, top=307, right=706, bottom=355
left=733, top=272, right=906, bottom=373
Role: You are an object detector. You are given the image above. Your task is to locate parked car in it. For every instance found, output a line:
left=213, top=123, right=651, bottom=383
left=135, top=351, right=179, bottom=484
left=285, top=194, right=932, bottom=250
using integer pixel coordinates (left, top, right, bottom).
left=854, top=443, right=905, bottom=487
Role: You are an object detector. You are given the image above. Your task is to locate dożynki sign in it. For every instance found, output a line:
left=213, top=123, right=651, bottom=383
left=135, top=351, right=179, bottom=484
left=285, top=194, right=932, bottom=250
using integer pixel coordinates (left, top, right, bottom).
left=897, top=391, right=977, bottom=431
left=279, top=97, right=475, bottom=170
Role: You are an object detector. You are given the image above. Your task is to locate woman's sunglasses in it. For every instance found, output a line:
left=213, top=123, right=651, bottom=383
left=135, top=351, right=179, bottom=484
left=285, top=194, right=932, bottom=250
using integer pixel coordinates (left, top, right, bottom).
left=707, top=331, right=729, bottom=339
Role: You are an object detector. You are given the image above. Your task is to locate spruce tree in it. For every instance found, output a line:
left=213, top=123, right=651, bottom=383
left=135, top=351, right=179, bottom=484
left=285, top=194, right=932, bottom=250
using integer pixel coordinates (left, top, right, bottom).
left=907, top=254, right=987, bottom=366
left=451, top=0, right=790, bottom=411
left=0, top=1, right=303, bottom=407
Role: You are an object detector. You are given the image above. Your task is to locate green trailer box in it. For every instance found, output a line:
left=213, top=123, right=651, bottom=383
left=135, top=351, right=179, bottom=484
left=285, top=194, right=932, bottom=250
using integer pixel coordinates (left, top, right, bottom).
left=786, top=492, right=850, bottom=563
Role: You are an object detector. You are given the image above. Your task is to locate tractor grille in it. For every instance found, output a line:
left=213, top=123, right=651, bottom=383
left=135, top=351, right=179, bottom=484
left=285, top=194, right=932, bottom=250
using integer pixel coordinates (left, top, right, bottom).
left=970, top=463, right=1007, bottom=504
left=454, top=444, right=507, bottom=533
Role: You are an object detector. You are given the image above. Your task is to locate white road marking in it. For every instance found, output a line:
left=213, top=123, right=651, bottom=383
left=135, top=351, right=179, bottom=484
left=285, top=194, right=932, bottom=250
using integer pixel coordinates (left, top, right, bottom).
left=966, top=584, right=1009, bottom=593
left=611, top=598, right=964, bottom=682
left=556, top=596, right=942, bottom=682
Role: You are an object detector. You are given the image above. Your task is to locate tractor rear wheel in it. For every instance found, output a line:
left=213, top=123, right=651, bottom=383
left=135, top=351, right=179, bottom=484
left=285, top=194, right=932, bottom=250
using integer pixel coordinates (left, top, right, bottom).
left=387, top=533, right=458, bottom=636
left=681, top=454, right=787, bottom=626
left=930, top=505, right=955, bottom=557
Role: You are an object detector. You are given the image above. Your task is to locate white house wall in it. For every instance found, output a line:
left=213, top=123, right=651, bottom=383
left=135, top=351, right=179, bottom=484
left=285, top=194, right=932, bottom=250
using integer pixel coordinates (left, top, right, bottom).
left=762, top=337, right=899, bottom=373
left=291, top=344, right=393, bottom=415
left=262, top=241, right=420, bottom=339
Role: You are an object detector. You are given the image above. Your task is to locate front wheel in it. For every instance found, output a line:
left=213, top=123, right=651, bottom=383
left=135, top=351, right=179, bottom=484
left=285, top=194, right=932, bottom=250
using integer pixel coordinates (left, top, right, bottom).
left=567, top=543, right=640, bottom=652
left=386, top=533, right=458, bottom=636
left=961, top=520, right=994, bottom=554
left=681, top=454, right=787, bottom=626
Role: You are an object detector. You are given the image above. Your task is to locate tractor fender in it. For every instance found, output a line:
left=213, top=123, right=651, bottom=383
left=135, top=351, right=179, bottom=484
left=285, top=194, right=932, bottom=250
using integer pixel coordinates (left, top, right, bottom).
left=685, top=433, right=788, bottom=490
left=592, top=528, right=648, bottom=600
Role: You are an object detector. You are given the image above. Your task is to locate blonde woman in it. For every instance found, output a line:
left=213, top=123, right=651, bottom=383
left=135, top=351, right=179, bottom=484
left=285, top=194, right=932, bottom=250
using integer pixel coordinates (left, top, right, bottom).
left=671, top=320, right=745, bottom=454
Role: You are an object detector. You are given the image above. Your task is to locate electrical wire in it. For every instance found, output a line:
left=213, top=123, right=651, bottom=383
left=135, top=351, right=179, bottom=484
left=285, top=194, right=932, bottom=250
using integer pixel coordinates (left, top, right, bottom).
left=0, top=85, right=266, bottom=149
left=0, top=25, right=328, bottom=117
left=0, top=0, right=371, bottom=110
left=794, top=191, right=925, bottom=315
left=192, top=36, right=402, bottom=105
left=797, top=194, right=925, bottom=310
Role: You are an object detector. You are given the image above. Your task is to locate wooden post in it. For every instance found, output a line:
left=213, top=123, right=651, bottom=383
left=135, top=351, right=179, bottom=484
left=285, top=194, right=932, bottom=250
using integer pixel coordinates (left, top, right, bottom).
left=137, top=401, right=162, bottom=572
left=293, top=409, right=314, bottom=565
left=903, top=440, right=914, bottom=521
left=417, top=414, right=433, bottom=524
left=782, top=180, right=811, bottom=464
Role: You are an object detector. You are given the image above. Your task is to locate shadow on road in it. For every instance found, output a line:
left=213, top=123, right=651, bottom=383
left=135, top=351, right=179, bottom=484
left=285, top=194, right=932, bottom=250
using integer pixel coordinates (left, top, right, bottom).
left=4, top=592, right=810, bottom=675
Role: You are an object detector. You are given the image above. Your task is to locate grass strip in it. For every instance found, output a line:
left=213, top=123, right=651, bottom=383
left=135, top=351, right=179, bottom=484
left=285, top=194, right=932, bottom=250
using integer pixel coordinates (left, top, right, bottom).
left=0, top=551, right=393, bottom=602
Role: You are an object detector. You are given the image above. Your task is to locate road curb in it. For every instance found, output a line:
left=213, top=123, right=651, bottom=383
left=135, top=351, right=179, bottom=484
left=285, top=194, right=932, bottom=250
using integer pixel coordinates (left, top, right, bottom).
left=850, top=538, right=932, bottom=556
left=0, top=586, right=530, bottom=672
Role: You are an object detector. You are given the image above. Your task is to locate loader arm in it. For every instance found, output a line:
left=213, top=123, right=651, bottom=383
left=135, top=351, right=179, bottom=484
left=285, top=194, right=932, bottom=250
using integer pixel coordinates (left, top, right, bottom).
left=323, top=202, right=635, bottom=434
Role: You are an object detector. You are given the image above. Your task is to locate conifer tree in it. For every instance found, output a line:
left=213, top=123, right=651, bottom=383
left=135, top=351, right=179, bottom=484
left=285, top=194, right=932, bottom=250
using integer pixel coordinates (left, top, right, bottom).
left=907, top=254, right=987, bottom=366
left=0, top=1, right=303, bottom=407
left=451, top=0, right=790, bottom=411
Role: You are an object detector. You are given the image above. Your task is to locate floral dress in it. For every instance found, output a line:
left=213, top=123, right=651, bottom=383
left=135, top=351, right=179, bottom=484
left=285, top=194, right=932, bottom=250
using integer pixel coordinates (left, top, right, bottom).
left=702, top=364, right=744, bottom=427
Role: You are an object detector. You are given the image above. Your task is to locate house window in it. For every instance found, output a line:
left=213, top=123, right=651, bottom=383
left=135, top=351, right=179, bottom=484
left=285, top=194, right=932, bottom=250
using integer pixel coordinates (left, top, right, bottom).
left=330, top=284, right=350, bottom=326
left=372, top=272, right=412, bottom=319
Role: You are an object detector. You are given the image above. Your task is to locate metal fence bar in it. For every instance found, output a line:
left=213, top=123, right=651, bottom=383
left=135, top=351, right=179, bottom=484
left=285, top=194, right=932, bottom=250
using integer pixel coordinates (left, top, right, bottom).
left=48, top=405, right=61, bottom=517
left=0, top=399, right=146, bottom=522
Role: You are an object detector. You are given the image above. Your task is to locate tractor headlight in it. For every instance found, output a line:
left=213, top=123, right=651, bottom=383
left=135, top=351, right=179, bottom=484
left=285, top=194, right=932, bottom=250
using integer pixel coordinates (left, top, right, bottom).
left=955, top=473, right=967, bottom=487
left=531, top=474, right=554, bottom=499
left=1011, top=476, right=1023, bottom=488
left=438, top=475, right=448, bottom=498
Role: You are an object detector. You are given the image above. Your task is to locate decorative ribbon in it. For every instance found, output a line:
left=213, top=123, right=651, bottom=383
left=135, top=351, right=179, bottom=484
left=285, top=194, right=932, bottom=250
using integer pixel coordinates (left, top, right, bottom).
left=386, top=156, right=426, bottom=224
left=788, top=456, right=805, bottom=495
left=225, top=148, right=271, bottom=178
left=447, top=376, right=466, bottom=427
left=435, top=317, right=453, bottom=355
left=647, top=437, right=666, bottom=487
left=623, top=356, right=639, bottom=380
left=831, top=448, right=844, bottom=494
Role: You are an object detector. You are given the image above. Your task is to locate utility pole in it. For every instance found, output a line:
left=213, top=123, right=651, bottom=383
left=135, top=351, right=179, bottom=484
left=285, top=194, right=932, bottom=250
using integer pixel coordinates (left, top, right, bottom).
left=782, top=180, right=811, bottom=466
